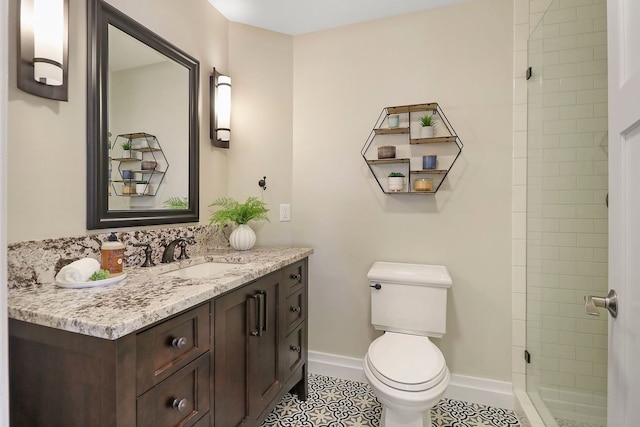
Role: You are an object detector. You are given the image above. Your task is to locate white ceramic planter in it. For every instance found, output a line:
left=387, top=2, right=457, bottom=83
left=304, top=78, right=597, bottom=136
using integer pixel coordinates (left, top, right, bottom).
left=388, top=177, right=405, bottom=192
left=135, top=183, right=148, bottom=195
left=229, top=224, right=256, bottom=251
left=420, top=126, right=434, bottom=138
left=122, top=149, right=131, bottom=159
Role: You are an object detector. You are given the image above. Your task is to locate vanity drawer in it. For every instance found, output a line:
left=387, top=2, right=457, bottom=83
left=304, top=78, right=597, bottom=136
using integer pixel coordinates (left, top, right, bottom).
left=284, top=260, right=306, bottom=295
left=283, top=324, right=306, bottom=380
left=137, top=353, right=210, bottom=427
left=285, top=289, right=306, bottom=333
left=137, top=303, right=210, bottom=394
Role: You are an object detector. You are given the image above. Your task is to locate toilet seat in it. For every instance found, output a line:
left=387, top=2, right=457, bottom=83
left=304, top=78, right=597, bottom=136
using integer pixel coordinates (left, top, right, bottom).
left=366, top=332, right=446, bottom=392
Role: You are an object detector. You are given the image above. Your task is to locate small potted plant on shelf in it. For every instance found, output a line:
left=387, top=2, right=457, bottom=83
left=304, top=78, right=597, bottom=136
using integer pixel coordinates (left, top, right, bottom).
left=419, top=114, right=434, bottom=138
left=209, top=196, right=270, bottom=251
left=135, top=180, right=149, bottom=195
left=388, top=172, right=406, bottom=192
left=121, top=140, right=132, bottom=159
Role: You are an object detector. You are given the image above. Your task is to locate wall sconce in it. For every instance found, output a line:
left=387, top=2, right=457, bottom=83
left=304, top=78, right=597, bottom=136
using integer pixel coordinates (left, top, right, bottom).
left=17, top=0, right=69, bottom=101
left=210, top=68, right=231, bottom=148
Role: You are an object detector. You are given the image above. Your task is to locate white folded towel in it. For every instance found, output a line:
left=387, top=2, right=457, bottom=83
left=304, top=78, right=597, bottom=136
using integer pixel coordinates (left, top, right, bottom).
left=55, top=258, right=101, bottom=283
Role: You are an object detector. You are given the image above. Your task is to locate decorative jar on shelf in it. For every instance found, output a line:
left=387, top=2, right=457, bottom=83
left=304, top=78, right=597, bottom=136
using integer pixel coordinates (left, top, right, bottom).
left=387, top=173, right=405, bottom=192
left=377, top=145, right=396, bottom=159
left=422, top=155, right=437, bottom=170
left=414, top=178, right=433, bottom=192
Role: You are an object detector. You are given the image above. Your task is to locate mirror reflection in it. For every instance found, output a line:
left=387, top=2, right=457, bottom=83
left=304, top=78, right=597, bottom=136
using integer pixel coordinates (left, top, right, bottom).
left=107, top=25, right=189, bottom=211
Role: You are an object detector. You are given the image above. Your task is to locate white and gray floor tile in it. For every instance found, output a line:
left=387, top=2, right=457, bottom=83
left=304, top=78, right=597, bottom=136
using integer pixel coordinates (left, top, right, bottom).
left=261, top=374, right=521, bottom=427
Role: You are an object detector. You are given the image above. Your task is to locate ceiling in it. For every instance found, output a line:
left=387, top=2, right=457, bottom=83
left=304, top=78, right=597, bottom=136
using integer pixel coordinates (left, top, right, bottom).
left=207, top=0, right=469, bottom=36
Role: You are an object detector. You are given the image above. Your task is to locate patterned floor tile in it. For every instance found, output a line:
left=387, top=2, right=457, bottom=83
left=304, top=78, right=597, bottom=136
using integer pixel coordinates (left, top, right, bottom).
left=261, top=374, right=521, bottom=427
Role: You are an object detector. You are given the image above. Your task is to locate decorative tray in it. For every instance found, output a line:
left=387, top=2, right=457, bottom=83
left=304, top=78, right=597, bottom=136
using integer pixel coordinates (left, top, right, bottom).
left=56, top=273, right=127, bottom=289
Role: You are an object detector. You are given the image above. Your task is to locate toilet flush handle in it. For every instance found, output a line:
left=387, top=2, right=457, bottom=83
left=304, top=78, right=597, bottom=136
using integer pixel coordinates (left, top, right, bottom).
left=370, top=283, right=381, bottom=290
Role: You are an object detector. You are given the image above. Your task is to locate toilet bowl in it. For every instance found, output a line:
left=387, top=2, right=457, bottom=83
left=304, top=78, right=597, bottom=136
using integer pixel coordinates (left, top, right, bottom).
left=364, top=332, right=450, bottom=427
left=364, top=262, right=453, bottom=427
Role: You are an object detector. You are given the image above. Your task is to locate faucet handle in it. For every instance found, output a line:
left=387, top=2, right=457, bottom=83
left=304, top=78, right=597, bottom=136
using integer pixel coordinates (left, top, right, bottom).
left=177, top=238, right=196, bottom=260
left=133, top=243, right=155, bottom=267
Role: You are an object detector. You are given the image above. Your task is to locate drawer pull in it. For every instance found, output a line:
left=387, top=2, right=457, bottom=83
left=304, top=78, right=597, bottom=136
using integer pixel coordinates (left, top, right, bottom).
left=290, top=345, right=301, bottom=353
left=172, top=398, right=188, bottom=412
left=171, top=337, right=188, bottom=350
left=290, top=273, right=301, bottom=281
left=290, top=306, right=301, bottom=313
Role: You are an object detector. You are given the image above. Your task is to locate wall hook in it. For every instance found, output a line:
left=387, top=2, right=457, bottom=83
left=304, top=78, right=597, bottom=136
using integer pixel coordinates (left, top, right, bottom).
left=258, top=176, right=267, bottom=191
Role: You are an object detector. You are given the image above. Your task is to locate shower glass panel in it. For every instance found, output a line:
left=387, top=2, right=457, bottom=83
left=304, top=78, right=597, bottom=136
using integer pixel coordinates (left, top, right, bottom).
left=526, top=1, right=608, bottom=426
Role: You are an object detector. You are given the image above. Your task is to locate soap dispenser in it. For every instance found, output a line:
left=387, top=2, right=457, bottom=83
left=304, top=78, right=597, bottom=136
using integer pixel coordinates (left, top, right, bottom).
left=101, top=232, right=125, bottom=276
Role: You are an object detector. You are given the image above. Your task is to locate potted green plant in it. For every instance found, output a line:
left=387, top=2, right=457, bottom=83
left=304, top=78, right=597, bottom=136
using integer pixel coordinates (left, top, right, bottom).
left=208, top=197, right=270, bottom=250
left=121, top=140, right=132, bottom=159
left=419, top=114, right=434, bottom=138
left=163, top=197, right=189, bottom=210
left=135, top=180, right=148, bottom=195
left=388, top=172, right=406, bottom=192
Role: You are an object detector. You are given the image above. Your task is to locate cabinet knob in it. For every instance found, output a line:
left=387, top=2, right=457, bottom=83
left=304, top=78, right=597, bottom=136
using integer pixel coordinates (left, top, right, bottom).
left=290, top=273, right=301, bottom=281
left=290, top=345, right=301, bottom=353
left=290, top=306, right=301, bottom=314
left=172, top=398, right=188, bottom=412
left=171, top=337, right=187, bottom=350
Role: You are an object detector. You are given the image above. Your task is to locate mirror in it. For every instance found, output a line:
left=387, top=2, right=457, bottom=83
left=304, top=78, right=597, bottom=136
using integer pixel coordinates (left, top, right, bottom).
left=87, top=0, right=199, bottom=229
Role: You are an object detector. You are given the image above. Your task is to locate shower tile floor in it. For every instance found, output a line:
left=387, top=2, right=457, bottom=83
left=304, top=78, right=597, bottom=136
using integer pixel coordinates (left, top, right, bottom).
left=261, top=374, right=521, bottom=427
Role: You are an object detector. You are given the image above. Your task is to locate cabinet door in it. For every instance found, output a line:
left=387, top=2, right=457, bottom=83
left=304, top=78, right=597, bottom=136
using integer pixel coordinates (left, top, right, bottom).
left=247, top=272, right=282, bottom=420
left=214, top=272, right=282, bottom=426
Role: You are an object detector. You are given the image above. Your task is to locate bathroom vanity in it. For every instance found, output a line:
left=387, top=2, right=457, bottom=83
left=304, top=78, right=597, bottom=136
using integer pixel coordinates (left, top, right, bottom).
left=7, top=247, right=311, bottom=427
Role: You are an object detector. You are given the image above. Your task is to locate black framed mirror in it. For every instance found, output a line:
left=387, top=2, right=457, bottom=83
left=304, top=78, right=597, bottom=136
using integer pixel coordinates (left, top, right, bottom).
left=87, top=0, right=199, bottom=229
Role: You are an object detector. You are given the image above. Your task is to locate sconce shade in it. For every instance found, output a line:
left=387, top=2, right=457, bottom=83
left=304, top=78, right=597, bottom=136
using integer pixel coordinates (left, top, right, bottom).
left=210, top=68, right=231, bottom=148
left=33, top=0, right=64, bottom=86
left=18, top=0, right=69, bottom=100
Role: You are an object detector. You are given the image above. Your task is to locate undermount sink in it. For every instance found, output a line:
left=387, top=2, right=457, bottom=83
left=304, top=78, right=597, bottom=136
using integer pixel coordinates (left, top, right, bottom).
left=162, top=262, right=241, bottom=279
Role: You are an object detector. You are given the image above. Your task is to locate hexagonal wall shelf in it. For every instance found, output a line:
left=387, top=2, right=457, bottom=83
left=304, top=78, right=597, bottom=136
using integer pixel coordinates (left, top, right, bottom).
left=110, top=132, right=168, bottom=197
left=361, top=103, right=463, bottom=194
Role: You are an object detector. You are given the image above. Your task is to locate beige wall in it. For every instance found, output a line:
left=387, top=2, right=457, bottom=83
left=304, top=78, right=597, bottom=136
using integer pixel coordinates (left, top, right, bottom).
left=227, top=23, right=294, bottom=245
left=291, top=0, right=514, bottom=380
left=6, top=0, right=229, bottom=242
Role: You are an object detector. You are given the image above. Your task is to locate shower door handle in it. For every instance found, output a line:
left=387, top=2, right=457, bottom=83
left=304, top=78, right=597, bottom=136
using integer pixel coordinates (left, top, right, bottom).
left=584, top=289, right=618, bottom=318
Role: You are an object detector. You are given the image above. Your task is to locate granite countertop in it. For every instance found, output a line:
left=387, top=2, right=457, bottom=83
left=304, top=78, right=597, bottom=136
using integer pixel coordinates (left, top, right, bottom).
left=7, top=246, right=313, bottom=340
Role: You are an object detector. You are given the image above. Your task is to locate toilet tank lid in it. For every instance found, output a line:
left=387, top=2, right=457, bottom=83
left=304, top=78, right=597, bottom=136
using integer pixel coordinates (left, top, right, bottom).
left=367, top=262, right=452, bottom=287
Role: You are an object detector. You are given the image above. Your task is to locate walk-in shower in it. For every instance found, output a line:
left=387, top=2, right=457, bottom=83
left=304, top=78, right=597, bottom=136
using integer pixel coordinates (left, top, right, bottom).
left=526, top=0, right=608, bottom=426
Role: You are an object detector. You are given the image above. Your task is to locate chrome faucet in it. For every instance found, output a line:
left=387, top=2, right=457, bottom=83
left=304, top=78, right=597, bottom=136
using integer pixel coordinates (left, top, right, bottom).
left=162, top=237, right=195, bottom=263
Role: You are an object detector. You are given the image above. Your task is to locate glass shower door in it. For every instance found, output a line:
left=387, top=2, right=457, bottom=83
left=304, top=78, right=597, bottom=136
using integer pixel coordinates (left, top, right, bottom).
left=526, top=1, right=609, bottom=426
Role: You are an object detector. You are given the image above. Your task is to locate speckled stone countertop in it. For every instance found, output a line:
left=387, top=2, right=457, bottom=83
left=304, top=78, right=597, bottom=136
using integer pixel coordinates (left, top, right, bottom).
left=8, top=246, right=313, bottom=340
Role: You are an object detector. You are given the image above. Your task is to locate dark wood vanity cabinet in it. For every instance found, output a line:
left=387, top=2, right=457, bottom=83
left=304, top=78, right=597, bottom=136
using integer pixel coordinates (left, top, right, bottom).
left=8, top=258, right=308, bottom=427
left=213, top=258, right=308, bottom=427
left=9, top=302, right=211, bottom=427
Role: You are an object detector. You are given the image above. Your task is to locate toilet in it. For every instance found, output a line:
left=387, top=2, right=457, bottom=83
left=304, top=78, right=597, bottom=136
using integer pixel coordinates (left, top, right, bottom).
left=364, top=261, right=452, bottom=427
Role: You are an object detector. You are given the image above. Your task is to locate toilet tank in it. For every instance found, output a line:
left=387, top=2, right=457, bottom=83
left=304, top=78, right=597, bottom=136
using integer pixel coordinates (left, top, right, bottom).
left=367, top=262, right=452, bottom=338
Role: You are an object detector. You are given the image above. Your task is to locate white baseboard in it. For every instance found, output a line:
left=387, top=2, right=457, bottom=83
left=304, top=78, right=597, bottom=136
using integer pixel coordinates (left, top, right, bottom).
left=308, top=351, right=514, bottom=410
left=308, top=350, right=368, bottom=383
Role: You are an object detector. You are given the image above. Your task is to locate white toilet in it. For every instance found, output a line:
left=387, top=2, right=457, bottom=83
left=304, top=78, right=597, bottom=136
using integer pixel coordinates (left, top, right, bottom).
left=364, top=261, right=453, bottom=427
